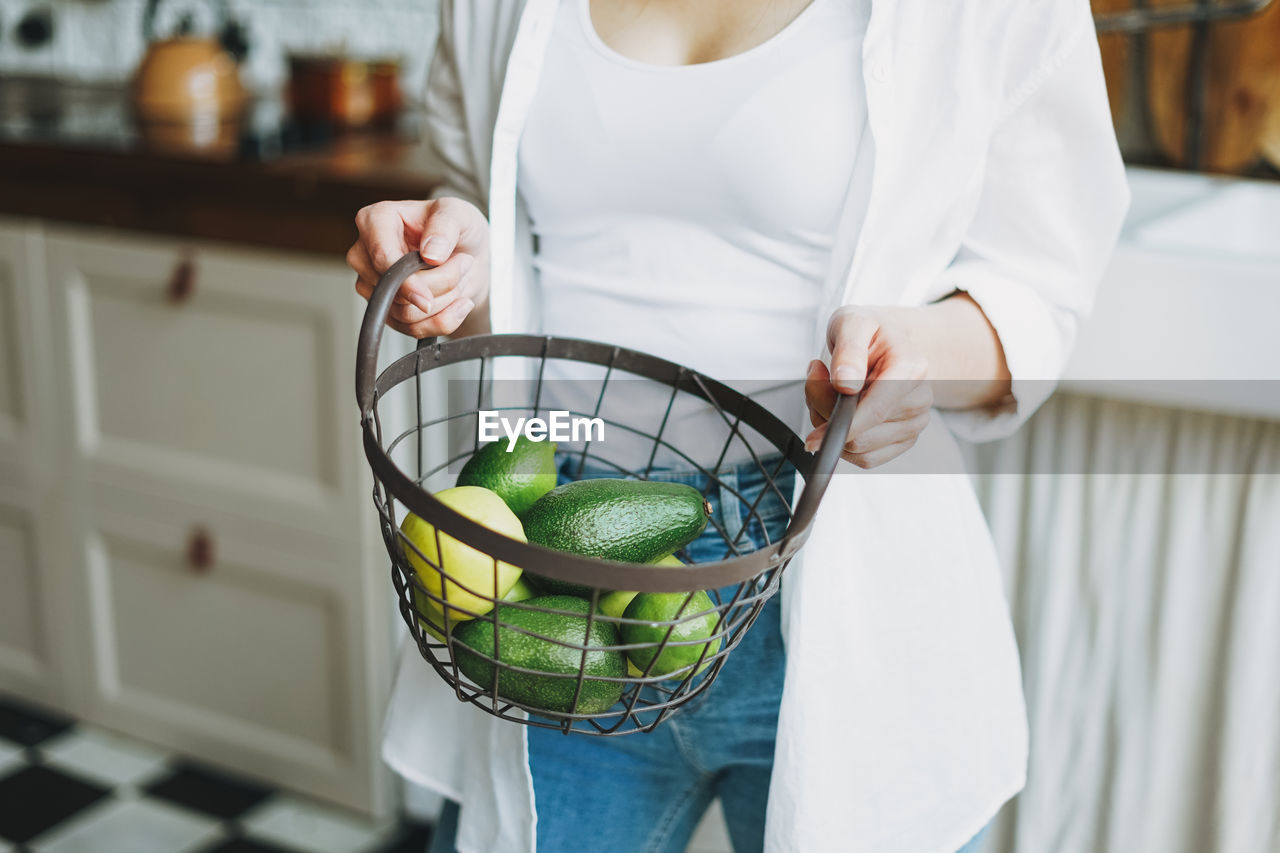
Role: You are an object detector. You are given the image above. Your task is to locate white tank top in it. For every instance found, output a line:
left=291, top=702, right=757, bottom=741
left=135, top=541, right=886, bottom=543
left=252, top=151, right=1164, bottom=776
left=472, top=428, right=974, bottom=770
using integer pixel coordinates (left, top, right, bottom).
left=517, top=0, right=869, bottom=468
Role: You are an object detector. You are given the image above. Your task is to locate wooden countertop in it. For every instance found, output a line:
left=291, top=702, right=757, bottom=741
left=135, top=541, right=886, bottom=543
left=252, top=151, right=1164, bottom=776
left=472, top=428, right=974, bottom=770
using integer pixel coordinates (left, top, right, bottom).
left=0, top=78, right=444, bottom=255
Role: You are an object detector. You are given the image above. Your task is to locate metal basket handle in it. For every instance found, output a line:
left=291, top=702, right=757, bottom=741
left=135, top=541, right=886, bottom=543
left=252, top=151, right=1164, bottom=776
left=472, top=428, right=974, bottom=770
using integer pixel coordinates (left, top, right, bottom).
left=788, top=391, right=856, bottom=540
left=356, top=251, right=858, bottom=540
left=356, top=251, right=433, bottom=418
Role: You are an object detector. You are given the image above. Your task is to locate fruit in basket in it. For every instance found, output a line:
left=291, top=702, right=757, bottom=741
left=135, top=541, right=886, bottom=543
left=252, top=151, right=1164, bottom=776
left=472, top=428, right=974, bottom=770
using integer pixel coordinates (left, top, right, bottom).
left=523, top=480, right=711, bottom=593
left=416, top=574, right=540, bottom=642
left=400, top=486, right=525, bottom=623
left=524, top=480, right=710, bottom=562
left=456, top=435, right=558, bottom=517
left=597, top=554, right=684, bottom=619
left=451, top=595, right=626, bottom=715
left=597, top=590, right=638, bottom=620
left=622, top=590, right=721, bottom=678
left=502, top=575, right=539, bottom=603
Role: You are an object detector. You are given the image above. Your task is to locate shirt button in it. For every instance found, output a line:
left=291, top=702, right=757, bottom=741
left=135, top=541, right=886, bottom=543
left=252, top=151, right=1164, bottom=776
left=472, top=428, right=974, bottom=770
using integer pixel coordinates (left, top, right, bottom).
left=872, top=63, right=890, bottom=82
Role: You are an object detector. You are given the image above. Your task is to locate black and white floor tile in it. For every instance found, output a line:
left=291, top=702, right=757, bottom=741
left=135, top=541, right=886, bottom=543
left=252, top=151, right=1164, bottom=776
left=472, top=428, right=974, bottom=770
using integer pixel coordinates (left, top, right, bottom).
left=0, top=694, right=433, bottom=853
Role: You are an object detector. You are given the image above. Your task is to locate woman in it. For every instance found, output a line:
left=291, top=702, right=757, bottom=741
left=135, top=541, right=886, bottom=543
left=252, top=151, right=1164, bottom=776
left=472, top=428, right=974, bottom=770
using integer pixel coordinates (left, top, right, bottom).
left=348, top=1, right=1128, bottom=851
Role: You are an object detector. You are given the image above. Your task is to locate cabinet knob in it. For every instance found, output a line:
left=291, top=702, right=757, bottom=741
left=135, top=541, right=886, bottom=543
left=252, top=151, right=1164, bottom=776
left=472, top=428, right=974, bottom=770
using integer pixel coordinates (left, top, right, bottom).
left=186, top=527, right=215, bottom=574
left=167, top=254, right=196, bottom=304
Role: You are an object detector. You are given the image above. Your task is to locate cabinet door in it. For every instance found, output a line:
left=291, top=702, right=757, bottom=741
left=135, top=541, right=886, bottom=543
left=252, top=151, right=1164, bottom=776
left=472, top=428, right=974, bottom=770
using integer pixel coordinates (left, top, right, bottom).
left=0, top=498, right=55, bottom=700
left=0, top=219, right=74, bottom=707
left=43, top=228, right=362, bottom=537
left=43, top=226, right=395, bottom=817
left=77, top=487, right=382, bottom=812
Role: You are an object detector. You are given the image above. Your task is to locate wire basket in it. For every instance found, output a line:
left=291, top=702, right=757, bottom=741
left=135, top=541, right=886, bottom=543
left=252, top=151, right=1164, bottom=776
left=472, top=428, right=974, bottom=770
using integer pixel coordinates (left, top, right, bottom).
left=356, top=253, right=855, bottom=735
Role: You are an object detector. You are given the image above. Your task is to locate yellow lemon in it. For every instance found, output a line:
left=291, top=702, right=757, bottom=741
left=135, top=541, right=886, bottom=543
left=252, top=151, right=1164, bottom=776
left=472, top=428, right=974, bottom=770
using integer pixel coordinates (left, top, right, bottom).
left=416, top=573, right=538, bottom=642
left=400, top=486, right=524, bottom=624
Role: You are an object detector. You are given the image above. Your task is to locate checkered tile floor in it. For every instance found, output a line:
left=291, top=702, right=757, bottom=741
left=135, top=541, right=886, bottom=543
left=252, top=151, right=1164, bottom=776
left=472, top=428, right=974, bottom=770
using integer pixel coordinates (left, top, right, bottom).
left=0, top=694, right=433, bottom=853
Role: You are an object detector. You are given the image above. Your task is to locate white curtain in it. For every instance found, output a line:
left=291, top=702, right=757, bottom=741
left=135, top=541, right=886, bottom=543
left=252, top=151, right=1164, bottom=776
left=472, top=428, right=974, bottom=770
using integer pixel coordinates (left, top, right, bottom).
left=969, top=393, right=1280, bottom=853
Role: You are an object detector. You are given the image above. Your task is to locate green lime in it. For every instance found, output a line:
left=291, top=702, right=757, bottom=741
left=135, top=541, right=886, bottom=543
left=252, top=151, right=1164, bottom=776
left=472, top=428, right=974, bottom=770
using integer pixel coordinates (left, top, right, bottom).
left=596, top=554, right=683, bottom=619
left=456, top=435, right=557, bottom=517
left=597, top=590, right=637, bottom=620
left=503, top=575, right=539, bottom=603
left=621, top=589, right=721, bottom=678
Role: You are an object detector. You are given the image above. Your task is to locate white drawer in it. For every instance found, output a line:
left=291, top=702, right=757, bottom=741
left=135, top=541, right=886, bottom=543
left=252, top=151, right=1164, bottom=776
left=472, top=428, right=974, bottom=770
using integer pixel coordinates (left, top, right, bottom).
left=76, top=491, right=381, bottom=812
left=0, top=499, right=47, bottom=687
left=0, top=221, right=394, bottom=817
left=44, top=226, right=363, bottom=531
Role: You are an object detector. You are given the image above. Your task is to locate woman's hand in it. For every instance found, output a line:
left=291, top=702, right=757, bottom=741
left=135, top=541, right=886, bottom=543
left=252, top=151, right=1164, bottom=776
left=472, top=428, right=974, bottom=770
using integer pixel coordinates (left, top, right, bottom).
left=804, top=306, right=934, bottom=469
left=347, top=197, right=490, bottom=339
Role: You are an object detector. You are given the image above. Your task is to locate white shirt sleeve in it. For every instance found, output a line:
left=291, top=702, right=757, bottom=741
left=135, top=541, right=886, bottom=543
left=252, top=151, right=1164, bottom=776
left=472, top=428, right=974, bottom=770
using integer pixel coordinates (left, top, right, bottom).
left=423, top=0, right=487, bottom=212
left=936, top=19, right=1130, bottom=442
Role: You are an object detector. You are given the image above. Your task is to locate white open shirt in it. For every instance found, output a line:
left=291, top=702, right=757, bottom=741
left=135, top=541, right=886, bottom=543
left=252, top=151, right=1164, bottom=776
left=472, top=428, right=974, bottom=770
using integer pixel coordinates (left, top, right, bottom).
left=379, top=2, right=1130, bottom=851
left=520, top=0, right=868, bottom=471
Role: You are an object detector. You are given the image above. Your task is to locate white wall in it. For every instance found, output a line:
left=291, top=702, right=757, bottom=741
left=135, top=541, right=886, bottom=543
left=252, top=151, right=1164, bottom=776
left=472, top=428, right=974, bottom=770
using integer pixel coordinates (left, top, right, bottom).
left=0, top=0, right=439, bottom=95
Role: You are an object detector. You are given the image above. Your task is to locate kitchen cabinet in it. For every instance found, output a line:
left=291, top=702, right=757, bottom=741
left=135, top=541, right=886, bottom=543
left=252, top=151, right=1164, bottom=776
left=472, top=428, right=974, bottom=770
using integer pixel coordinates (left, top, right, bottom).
left=0, top=220, right=73, bottom=711
left=43, top=227, right=361, bottom=536
left=0, top=217, right=403, bottom=818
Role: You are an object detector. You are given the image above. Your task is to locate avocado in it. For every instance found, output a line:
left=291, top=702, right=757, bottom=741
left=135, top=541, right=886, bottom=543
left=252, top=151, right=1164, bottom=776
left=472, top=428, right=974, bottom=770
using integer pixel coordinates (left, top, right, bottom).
left=451, top=595, right=626, bottom=715
left=522, top=480, right=711, bottom=594
left=456, top=435, right=557, bottom=517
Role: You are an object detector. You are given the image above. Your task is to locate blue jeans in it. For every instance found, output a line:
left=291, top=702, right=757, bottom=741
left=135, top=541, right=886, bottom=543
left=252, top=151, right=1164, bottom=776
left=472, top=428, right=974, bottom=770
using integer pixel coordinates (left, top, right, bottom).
left=524, top=457, right=794, bottom=853
left=429, top=457, right=992, bottom=853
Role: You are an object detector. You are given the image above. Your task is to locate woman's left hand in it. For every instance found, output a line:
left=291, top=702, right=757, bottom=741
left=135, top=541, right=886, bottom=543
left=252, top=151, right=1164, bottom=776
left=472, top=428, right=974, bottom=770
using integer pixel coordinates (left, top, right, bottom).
left=804, top=306, right=934, bottom=469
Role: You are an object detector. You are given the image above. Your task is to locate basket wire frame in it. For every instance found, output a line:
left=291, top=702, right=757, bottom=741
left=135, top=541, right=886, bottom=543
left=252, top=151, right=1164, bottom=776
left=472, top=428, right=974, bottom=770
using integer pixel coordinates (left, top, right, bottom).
left=358, top=253, right=855, bottom=736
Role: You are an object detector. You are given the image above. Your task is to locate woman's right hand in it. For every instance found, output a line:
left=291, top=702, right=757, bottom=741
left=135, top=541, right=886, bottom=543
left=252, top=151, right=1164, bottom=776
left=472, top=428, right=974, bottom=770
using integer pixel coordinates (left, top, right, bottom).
left=347, top=197, right=490, bottom=339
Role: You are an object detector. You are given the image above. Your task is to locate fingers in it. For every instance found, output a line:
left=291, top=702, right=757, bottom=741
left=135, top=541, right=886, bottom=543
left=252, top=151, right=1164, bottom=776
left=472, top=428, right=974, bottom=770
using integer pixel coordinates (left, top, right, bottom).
left=419, top=199, right=473, bottom=264
left=847, top=349, right=929, bottom=438
left=352, top=252, right=474, bottom=311
left=842, top=436, right=922, bottom=470
left=352, top=196, right=487, bottom=275
left=347, top=241, right=383, bottom=303
left=804, top=360, right=836, bottom=427
left=841, top=411, right=930, bottom=458
left=387, top=297, right=431, bottom=327
left=386, top=297, right=476, bottom=339
left=805, top=308, right=934, bottom=465
left=827, top=310, right=878, bottom=394
left=350, top=246, right=475, bottom=331
left=803, top=417, right=928, bottom=468
left=351, top=245, right=412, bottom=311
left=349, top=198, right=490, bottom=342
left=805, top=317, right=927, bottom=430
left=405, top=251, right=475, bottom=306
left=356, top=254, right=479, bottom=333
left=370, top=248, right=479, bottom=338
left=349, top=202, right=417, bottom=312
left=355, top=200, right=431, bottom=272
